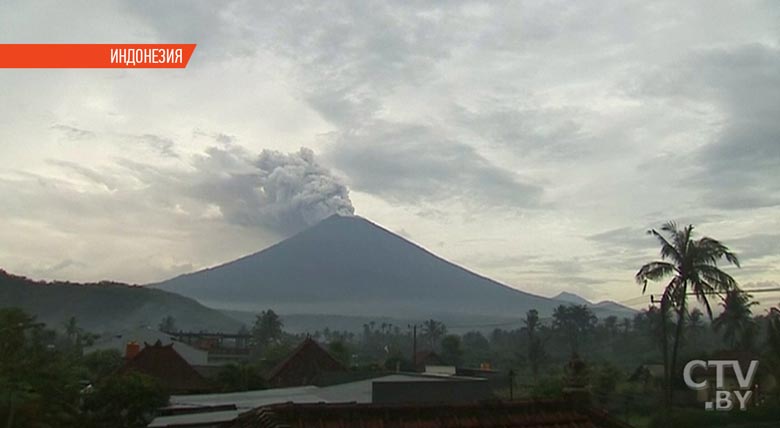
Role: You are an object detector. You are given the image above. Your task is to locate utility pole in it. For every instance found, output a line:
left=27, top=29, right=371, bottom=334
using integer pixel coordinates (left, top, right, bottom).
left=650, top=294, right=671, bottom=412
left=409, top=324, right=418, bottom=371
left=509, top=369, right=515, bottom=400
left=413, top=324, right=417, bottom=368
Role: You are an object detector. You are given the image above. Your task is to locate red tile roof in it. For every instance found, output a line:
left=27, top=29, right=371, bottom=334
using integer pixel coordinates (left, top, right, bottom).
left=266, top=338, right=346, bottom=387
left=121, top=340, right=211, bottom=394
left=229, top=400, right=635, bottom=428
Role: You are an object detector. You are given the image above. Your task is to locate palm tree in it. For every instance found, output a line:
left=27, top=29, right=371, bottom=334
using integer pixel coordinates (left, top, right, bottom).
left=635, top=222, right=740, bottom=403
left=766, top=308, right=780, bottom=382
left=522, top=309, right=544, bottom=379
left=252, top=309, right=283, bottom=350
left=421, top=319, right=446, bottom=350
left=523, top=309, right=540, bottom=338
left=712, top=290, right=757, bottom=349
left=634, top=306, right=675, bottom=354
left=687, top=308, right=705, bottom=348
left=603, top=316, right=619, bottom=338
left=63, top=316, right=82, bottom=347
left=552, top=304, right=596, bottom=353
left=621, top=318, right=631, bottom=334
left=158, top=315, right=177, bottom=333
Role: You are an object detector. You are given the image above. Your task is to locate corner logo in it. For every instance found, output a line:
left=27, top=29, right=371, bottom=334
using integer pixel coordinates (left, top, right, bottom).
left=683, top=360, right=759, bottom=411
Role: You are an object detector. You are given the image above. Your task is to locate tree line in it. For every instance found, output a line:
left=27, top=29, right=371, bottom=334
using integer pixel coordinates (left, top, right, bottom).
left=2, top=222, right=779, bottom=427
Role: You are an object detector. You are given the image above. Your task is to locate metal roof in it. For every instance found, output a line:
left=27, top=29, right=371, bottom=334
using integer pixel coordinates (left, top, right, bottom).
left=229, top=400, right=636, bottom=428
left=149, top=374, right=478, bottom=427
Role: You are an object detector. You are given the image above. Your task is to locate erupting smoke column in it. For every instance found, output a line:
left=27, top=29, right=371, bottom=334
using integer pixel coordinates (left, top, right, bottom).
left=253, top=148, right=355, bottom=234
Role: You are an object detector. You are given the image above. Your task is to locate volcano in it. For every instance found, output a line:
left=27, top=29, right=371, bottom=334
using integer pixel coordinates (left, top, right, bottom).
left=154, top=215, right=630, bottom=319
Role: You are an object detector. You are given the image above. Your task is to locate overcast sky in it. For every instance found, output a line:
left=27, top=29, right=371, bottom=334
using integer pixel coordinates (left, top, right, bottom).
left=1, top=1, right=778, bottom=307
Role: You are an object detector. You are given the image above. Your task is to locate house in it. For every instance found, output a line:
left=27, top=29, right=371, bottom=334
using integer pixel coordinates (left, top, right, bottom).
left=121, top=340, right=211, bottom=394
left=227, top=400, right=636, bottom=428
left=169, top=331, right=252, bottom=365
left=83, top=327, right=209, bottom=366
left=413, top=350, right=446, bottom=372
left=265, top=337, right=346, bottom=387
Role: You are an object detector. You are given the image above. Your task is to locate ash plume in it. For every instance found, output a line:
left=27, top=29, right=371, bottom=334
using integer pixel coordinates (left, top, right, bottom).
left=252, top=147, right=355, bottom=234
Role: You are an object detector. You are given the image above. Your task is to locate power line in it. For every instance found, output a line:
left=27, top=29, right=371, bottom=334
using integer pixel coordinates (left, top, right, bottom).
left=621, top=287, right=780, bottom=307
left=618, top=295, right=651, bottom=305
left=439, top=288, right=780, bottom=330
left=729, top=287, right=780, bottom=294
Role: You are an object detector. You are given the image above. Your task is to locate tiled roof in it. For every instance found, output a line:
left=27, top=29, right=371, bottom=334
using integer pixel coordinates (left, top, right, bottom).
left=266, top=338, right=346, bottom=387
left=229, top=400, right=635, bottom=428
left=83, top=327, right=208, bottom=365
left=121, top=340, right=211, bottom=393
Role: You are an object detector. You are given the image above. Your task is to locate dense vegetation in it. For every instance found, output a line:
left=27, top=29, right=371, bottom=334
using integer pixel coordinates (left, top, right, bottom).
left=0, top=307, right=168, bottom=428
left=2, top=223, right=779, bottom=427
left=0, top=270, right=241, bottom=332
left=217, top=293, right=780, bottom=426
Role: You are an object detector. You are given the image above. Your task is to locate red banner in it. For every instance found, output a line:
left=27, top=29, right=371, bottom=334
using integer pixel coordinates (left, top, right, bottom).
left=0, top=44, right=197, bottom=68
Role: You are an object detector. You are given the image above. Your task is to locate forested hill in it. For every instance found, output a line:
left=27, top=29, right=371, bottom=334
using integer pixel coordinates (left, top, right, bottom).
left=0, top=270, right=241, bottom=333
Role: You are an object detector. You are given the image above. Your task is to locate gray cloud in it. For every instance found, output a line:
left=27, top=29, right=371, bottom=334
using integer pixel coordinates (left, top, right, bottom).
left=46, top=159, right=121, bottom=191
left=8, top=146, right=354, bottom=238
left=587, top=215, right=734, bottom=250
left=244, top=2, right=454, bottom=127
left=131, top=145, right=356, bottom=235
left=0, top=144, right=354, bottom=282
left=51, top=125, right=180, bottom=158
left=452, top=105, right=594, bottom=161
left=130, top=134, right=179, bottom=158
left=51, top=124, right=95, bottom=140
left=326, top=121, right=543, bottom=207
left=586, top=226, right=650, bottom=249
left=34, top=259, right=86, bottom=276
left=743, top=281, right=780, bottom=290
left=728, top=233, right=780, bottom=262
left=635, top=43, right=780, bottom=210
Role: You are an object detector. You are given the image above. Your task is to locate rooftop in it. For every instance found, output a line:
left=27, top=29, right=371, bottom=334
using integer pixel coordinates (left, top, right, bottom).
left=167, top=374, right=460, bottom=410
left=150, top=373, right=487, bottom=427
left=229, top=400, right=635, bottom=428
left=122, top=340, right=211, bottom=394
left=84, top=327, right=208, bottom=366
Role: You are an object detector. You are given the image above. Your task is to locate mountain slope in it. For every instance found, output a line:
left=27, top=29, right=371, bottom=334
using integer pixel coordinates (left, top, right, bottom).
left=552, top=291, right=593, bottom=306
left=592, top=300, right=636, bottom=315
left=0, top=270, right=241, bottom=333
left=552, top=291, right=635, bottom=318
left=155, top=215, right=621, bottom=318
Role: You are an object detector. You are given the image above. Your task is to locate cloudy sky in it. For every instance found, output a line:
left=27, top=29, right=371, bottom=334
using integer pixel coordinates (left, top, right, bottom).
left=1, top=1, right=778, bottom=308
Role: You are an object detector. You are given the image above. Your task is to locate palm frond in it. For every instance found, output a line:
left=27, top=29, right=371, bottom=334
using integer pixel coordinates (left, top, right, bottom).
left=690, top=278, right=717, bottom=319
left=648, top=229, right=682, bottom=263
left=697, top=237, right=740, bottom=267
left=660, top=221, right=679, bottom=235
left=660, top=278, right=679, bottom=309
left=696, top=264, right=738, bottom=292
left=635, top=261, right=676, bottom=293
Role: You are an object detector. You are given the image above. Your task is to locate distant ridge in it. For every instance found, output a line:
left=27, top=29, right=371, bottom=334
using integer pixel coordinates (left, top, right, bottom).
left=552, top=291, right=636, bottom=316
left=552, top=291, right=592, bottom=306
left=0, top=270, right=241, bottom=332
left=155, top=215, right=634, bottom=319
left=592, top=300, right=637, bottom=314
